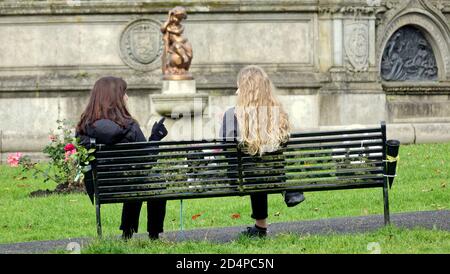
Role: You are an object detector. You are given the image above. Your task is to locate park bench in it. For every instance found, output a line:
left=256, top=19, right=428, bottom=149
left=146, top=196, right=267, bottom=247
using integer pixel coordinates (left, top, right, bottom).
left=87, top=121, right=400, bottom=237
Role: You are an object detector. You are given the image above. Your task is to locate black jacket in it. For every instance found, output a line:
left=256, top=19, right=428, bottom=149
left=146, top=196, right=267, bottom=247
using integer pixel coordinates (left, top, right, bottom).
left=219, top=107, right=286, bottom=184
left=77, top=119, right=147, bottom=146
left=76, top=119, right=150, bottom=203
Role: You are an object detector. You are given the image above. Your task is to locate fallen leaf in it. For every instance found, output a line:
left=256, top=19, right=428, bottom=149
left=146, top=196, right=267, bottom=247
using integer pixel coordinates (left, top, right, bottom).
left=15, top=176, right=27, bottom=180
left=17, top=184, right=30, bottom=188
left=192, top=213, right=202, bottom=220
left=274, top=212, right=281, bottom=217
left=421, top=188, right=433, bottom=192
left=363, top=208, right=369, bottom=216
left=441, top=182, right=447, bottom=188
left=314, top=208, right=319, bottom=211
left=69, top=200, right=78, bottom=202
left=231, top=213, right=241, bottom=219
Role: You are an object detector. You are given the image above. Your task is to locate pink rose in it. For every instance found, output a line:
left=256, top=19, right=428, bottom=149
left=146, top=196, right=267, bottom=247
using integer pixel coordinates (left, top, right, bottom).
left=64, top=149, right=77, bottom=162
left=64, top=143, right=76, bottom=152
left=7, top=152, right=23, bottom=167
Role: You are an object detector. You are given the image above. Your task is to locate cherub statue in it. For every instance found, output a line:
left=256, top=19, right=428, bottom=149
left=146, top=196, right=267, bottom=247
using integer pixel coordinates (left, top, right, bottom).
left=161, top=6, right=193, bottom=80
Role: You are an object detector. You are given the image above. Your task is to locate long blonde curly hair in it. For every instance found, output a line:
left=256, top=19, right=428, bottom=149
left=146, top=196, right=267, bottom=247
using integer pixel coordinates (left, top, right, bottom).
left=235, top=65, right=290, bottom=156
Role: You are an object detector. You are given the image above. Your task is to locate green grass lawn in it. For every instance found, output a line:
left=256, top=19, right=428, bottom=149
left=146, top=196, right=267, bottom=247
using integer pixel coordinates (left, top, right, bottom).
left=0, top=142, right=449, bottom=253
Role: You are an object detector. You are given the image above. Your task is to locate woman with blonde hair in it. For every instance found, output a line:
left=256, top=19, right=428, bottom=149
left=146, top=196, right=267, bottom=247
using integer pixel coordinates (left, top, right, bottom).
left=220, top=65, right=305, bottom=237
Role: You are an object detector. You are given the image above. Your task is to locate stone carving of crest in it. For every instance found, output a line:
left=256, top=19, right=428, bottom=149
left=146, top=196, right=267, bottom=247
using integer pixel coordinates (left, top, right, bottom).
left=344, top=22, right=369, bottom=72
left=119, top=18, right=162, bottom=71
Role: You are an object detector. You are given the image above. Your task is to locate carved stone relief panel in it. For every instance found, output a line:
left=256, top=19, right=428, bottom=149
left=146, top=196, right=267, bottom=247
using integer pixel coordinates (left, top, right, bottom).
left=381, top=26, right=438, bottom=81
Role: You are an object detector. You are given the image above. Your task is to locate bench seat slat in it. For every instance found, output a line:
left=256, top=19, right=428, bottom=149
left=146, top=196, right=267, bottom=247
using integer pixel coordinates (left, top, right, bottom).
left=244, top=161, right=384, bottom=172
left=282, top=141, right=383, bottom=151
left=244, top=166, right=384, bottom=177
left=96, top=144, right=237, bottom=157
left=95, top=151, right=238, bottom=163
left=97, top=163, right=238, bottom=177
left=98, top=182, right=240, bottom=193
left=242, top=155, right=383, bottom=167
left=96, top=139, right=237, bottom=150
left=286, top=133, right=382, bottom=144
left=96, top=157, right=236, bottom=171
left=282, top=146, right=383, bottom=157
left=97, top=175, right=238, bottom=185
left=97, top=176, right=384, bottom=201
left=289, top=127, right=381, bottom=138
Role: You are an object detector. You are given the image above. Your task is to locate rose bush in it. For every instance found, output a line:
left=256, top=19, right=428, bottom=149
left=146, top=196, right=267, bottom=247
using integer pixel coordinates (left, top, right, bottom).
left=15, top=119, right=95, bottom=195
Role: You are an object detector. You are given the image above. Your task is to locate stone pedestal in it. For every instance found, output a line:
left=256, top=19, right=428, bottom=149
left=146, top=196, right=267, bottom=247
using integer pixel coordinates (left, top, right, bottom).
left=151, top=79, right=208, bottom=118
left=161, top=80, right=196, bottom=95
left=149, top=79, right=210, bottom=141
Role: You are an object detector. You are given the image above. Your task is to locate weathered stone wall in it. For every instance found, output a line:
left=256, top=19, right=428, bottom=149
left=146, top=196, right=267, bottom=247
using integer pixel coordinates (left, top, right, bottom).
left=1, top=0, right=450, bottom=161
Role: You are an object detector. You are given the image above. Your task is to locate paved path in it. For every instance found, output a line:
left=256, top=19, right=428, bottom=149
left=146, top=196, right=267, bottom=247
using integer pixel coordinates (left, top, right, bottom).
left=0, top=210, right=448, bottom=254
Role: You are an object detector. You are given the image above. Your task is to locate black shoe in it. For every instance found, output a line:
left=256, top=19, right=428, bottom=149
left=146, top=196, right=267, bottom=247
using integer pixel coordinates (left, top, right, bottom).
left=121, top=230, right=133, bottom=241
left=283, top=191, right=305, bottom=207
left=241, top=226, right=267, bottom=238
left=149, top=232, right=159, bottom=240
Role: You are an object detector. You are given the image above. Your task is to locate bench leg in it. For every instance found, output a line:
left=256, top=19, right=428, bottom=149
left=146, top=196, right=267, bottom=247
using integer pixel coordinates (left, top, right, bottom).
left=383, top=185, right=390, bottom=226
left=179, top=200, right=185, bottom=240
left=96, top=203, right=102, bottom=238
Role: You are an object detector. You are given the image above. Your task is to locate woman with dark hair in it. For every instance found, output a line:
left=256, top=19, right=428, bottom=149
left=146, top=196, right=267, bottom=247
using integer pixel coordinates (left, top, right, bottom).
left=76, top=76, right=168, bottom=240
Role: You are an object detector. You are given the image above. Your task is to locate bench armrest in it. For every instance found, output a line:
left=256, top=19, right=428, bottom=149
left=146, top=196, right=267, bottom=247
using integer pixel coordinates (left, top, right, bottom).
left=385, top=139, right=400, bottom=188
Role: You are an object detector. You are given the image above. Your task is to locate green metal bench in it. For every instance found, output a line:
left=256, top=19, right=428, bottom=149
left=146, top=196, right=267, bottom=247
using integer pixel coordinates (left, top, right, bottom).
left=88, top=121, right=400, bottom=237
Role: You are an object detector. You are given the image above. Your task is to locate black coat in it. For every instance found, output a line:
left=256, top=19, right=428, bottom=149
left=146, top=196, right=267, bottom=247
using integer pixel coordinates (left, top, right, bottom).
left=76, top=119, right=149, bottom=203
left=77, top=119, right=147, bottom=146
left=219, top=107, right=287, bottom=184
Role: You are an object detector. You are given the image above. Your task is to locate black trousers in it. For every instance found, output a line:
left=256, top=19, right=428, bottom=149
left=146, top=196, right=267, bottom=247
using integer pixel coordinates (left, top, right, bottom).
left=250, top=193, right=268, bottom=220
left=120, top=200, right=167, bottom=234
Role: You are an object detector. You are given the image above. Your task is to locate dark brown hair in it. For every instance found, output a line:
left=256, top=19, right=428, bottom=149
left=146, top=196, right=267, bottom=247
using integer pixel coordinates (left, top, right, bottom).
left=76, top=76, right=135, bottom=135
